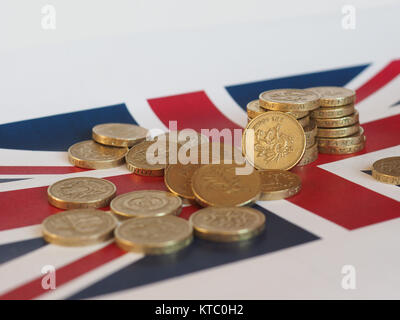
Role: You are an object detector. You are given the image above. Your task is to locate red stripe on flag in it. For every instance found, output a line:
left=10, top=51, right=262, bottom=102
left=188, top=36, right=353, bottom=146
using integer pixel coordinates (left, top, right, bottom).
left=0, top=166, right=89, bottom=175
left=0, top=243, right=125, bottom=300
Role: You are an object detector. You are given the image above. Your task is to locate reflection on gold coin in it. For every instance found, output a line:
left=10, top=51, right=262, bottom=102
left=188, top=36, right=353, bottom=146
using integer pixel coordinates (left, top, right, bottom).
left=47, top=177, right=116, bottom=209
left=259, top=89, right=320, bottom=111
left=318, top=141, right=365, bottom=155
left=68, top=140, right=128, bottom=169
left=296, top=142, right=318, bottom=166
left=110, top=190, right=182, bottom=218
left=304, top=120, right=318, bottom=147
left=242, top=111, right=306, bottom=170
left=191, top=164, right=261, bottom=207
left=317, top=127, right=365, bottom=147
left=247, top=100, right=266, bottom=119
left=372, top=157, right=400, bottom=185
left=258, top=170, right=301, bottom=200
left=307, top=86, right=355, bottom=107
left=165, top=163, right=202, bottom=201
left=92, top=123, right=148, bottom=147
left=317, top=123, right=360, bottom=138
left=126, top=141, right=168, bottom=176
left=311, top=103, right=355, bottom=119
left=115, top=215, right=193, bottom=255
left=190, top=207, right=265, bottom=242
left=314, top=111, right=359, bottom=128
left=42, top=209, right=117, bottom=246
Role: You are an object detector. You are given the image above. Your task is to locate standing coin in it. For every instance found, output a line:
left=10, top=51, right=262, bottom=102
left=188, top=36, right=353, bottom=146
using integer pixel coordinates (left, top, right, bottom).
left=190, top=207, right=265, bottom=242
left=48, top=177, right=116, bottom=209
left=92, top=123, right=148, bottom=147
left=258, top=170, right=301, bottom=200
left=42, top=209, right=117, bottom=246
left=110, top=190, right=182, bottom=218
left=259, top=89, right=320, bottom=111
left=126, top=141, right=168, bottom=176
left=191, top=164, right=261, bottom=207
left=314, top=111, right=359, bottom=128
left=164, top=163, right=202, bottom=201
left=115, top=215, right=193, bottom=255
left=372, top=157, right=400, bottom=185
left=242, top=111, right=306, bottom=170
left=311, top=103, right=355, bottom=119
left=307, top=86, right=355, bottom=107
left=68, top=140, right=128, bottom=169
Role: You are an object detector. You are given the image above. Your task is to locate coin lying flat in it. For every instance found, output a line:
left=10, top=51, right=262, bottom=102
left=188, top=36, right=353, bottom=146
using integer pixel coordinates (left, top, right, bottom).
left=155, top=130, right=209, bottom=148
left=311, top=103, right=355, bottom=119
left=259, top=89, right=320, bottom=112
left=92, top=123, right=148, bottom=147
left=247, top=100, right=266, bottom=119
left=304, top=120, right=318, bottom=147
left=372, top=157, right=400, bottom=185
left=242, top=111, right=306, bottom=170
left=307, top=86, right=356, bottom=107
left=314, top=111, right=359, bottom=128
left=258, top=170, right=301, bottom=200
left=296, top=142, right=318, bottom=166
left=164, top=163, right=202, bottom=201
left=317, top=123, right=360, bottom=138
left=47, top=177, right=117, bottom=209
left=42, top=209, right=117, bottom=246
left=317, top=127, right=365, bottom=148
left=115, top=215, right=193, bottom=255
left=126, top=141, right=168, bottom=176
left=191, top=164, right=261, bottom=207
left=318, top=140, right=365, bottom=155
left=110, top=190, right=182, bottom=218
left=68, top=140, right=128, bottom=169
left=190, top=207, right=265, bottom=242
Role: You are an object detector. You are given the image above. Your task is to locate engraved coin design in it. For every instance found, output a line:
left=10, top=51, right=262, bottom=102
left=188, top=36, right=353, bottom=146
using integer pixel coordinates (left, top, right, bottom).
left=317, top=123, right=360, bottom=138
left=258, top=170, right=301, bottom=200
left=126, top=141, right=168, bottom=176
left=92, top=123, right=148, bottom=147
left=318, top=141, right=365, bottom=155
left=68, top=140, right=128, bottom=169
left=314, top=111, right=359, bottom=128
left=110, top=190, right=182, bottom=218
left=307, top=86, right=355, bottom=107
left=311, top=103, right=355, bottom=119
left=115, top=215, right=193, bottom=254
left=259, top=89, right=320, bottom=111
left=372, top=157, right=400, bottom=185
left=190, top=207, right=265, bottom=242
left=42, top=209, right=117, bottom=246
left=317, top=127, right=365, bottom=147
left=191, top=164, right=261, bottom=207
left=242, top=111, right=306, bottom=170
left=47, top=177, right=116, bottom=209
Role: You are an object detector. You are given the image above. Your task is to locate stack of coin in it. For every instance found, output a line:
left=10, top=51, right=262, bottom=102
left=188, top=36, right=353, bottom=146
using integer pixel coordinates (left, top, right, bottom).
left=308, top=87, right=366, bottom=155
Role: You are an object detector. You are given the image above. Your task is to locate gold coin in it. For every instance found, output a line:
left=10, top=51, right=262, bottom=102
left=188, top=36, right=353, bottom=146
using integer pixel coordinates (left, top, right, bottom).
left=259, top=89, right=320, bottom=112
left=296, top=142, right=318, bottom=166
left=298, top=114, right=310, bottom=127
left=126, top=140, right=168, bottom=176
left=190, top=207, right=265, bottom=242
left=92, top=123, right=148, bottom=147
left=242, top=111, right=306, bottom=170
left=372, top=157, right=400, bottom=185
left=318, top=140, right=365, bottom=154
left=304, top=120, right=317, bottom=147
left=317, top=127, right=365, bottom=147
left=115, top=215, right=193, bottom=255
left=314, top=111, right=359, bottom=128
left=42, top=209, right=117, bottom=246
left=307, top=86, right=355, bottom=107
left=191, top=164, right=261, bottom=207
left=155, top=130, right=209, bottom=147
left=164, top=163, right=202, bottom=201
left=247, top=100, right=266, bottom=119
left=317, top=123, right=360, bottom=138
left=48, top=177, right=116, bottom=209
left=311, top=103, right=355, bottom=119
left=258, top=170, right=301, bottom=200
left=68, top=140, right=128, bottom=169
left=110, top=190, right=182, bottom=218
